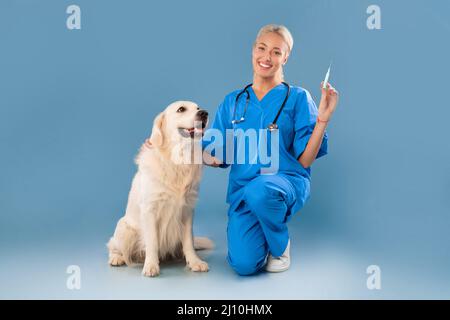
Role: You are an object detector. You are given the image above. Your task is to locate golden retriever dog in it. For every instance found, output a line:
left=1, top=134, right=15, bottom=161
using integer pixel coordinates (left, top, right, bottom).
left=107, top=101, right=213, bottom=277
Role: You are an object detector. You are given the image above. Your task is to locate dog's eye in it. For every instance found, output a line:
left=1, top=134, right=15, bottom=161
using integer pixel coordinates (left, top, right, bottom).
left=177, top=106, right=186, bottom=113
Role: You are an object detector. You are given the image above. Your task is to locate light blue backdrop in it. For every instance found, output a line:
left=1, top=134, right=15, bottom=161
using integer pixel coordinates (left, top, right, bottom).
left=1, top=0, right=449, bottom=299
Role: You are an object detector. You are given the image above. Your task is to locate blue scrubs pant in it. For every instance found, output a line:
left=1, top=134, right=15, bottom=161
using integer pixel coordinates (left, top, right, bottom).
left=226, top=174, right=309, bottom=276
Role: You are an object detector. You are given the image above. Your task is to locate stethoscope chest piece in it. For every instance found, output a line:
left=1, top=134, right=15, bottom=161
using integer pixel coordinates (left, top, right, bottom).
left=267, top=123, right=278, bottom=131
left=231, top=117, right=245, bottom=124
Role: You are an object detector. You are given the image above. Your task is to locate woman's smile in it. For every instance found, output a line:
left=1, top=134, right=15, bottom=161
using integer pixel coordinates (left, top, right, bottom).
left=258, top=61, right=273, bottom=70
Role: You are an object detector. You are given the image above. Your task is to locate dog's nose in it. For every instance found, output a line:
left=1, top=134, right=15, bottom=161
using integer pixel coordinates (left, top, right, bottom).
left=196, top=110, right=208, bottom=120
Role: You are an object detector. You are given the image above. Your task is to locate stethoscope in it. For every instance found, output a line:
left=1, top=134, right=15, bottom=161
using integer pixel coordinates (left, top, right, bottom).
left=231, top=82, right=290, bottom=131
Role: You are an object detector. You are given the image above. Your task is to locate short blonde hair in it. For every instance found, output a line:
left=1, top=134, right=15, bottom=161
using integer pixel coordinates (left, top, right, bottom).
left=255, top=24, right=294, bottom=54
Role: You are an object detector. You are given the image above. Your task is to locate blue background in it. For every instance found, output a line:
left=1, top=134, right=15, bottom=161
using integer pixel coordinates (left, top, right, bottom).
left=1, top=0, right=449, bottom=299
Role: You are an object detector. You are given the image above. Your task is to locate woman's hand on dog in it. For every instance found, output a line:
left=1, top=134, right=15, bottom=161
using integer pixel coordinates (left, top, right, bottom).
left=145, top=138, right=221, bottom=167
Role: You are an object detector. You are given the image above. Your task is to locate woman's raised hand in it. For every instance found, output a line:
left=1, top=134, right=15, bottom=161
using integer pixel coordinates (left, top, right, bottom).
left=318, top=82, right=339, bottom=122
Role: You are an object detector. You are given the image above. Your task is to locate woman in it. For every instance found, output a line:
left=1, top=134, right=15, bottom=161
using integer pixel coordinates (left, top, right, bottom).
left=147, top=24, right=339, bottom=276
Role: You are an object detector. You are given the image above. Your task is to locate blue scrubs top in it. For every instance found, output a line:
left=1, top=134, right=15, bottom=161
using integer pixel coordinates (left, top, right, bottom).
left=203, top=83, right=328, bottom=214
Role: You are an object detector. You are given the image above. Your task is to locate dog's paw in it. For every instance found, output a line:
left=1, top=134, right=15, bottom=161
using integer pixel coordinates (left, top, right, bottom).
left=109, top=253, right=126, bottom=266
left=142, top=262, right=160, bottom=277
left=187, top=259, right=209, bottom=272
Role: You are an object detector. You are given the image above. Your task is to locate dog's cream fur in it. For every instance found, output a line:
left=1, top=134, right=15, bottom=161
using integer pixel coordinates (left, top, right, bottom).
left=107, top=101, right=213, bottom=277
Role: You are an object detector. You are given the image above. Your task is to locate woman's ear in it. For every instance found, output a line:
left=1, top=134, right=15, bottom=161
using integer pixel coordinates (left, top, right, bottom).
left=283, top=54, right=289, bottom=66
left=149, top=112, right=165, bottom=147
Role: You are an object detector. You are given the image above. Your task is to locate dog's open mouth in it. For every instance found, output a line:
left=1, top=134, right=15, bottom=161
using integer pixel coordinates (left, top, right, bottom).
left=178, top=121, right=206, bottom=139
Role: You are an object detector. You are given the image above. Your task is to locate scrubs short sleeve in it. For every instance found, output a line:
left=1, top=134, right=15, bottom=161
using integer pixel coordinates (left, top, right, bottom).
left=293, top=89, right=328, bottom=162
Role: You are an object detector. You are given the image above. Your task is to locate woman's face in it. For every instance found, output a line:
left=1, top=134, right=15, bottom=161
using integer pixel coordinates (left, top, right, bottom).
left=252, top=32, right=289, bottom=80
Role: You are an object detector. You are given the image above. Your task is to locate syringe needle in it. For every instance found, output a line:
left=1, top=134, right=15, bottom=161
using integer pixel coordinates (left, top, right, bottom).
left=323, top=61, right=332, bottom=89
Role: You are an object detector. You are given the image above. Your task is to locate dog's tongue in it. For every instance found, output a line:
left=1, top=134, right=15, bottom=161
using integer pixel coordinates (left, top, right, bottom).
left=186, top=127, right=204, bottom=135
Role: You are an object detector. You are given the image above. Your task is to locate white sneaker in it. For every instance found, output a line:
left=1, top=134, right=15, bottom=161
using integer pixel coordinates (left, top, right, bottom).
left=265, top=240, right=290, bottom=273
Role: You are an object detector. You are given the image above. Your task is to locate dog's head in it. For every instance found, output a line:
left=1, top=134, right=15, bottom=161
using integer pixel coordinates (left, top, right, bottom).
left=149, top=101, right=209, bottom=148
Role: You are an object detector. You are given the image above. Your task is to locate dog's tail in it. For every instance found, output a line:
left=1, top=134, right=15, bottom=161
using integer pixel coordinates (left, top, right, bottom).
left=193, top=237, right=215, bottom=250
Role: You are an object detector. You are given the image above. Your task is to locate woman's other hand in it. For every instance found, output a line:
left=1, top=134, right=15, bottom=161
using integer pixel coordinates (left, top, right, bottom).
left=318, top=82, right=339, bottom=122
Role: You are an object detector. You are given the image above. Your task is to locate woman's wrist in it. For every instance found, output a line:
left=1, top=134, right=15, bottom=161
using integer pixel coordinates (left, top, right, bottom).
left=316, top=116, right=329, bottom=125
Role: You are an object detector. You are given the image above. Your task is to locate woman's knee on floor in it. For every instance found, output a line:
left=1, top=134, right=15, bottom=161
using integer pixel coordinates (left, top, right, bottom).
left=227, top=249, right=267, bottom=276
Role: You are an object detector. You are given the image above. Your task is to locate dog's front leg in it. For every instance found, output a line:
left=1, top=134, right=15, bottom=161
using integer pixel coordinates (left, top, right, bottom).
left=140, top=200, right=160, bottom=277
left=182, top=208, right=209, bottom=272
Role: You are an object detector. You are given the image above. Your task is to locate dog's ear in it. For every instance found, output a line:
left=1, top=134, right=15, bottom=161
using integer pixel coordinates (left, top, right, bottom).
left=149, top=112, right=165, bottom=147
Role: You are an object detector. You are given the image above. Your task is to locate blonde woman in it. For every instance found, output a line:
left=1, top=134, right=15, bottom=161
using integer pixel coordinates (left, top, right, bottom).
left=147, top=24, right=339, bottom=275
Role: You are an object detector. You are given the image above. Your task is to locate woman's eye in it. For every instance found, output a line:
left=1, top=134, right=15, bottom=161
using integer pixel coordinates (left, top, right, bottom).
left=274, top=51, right=282, bottom=56
left=258, top=47, right=265, bottom=51
left=177, top=106, right=186, bottom=113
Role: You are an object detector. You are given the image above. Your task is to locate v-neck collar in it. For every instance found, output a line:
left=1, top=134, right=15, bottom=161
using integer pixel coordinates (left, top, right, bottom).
left=249, top=83, right=286, bottom=104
